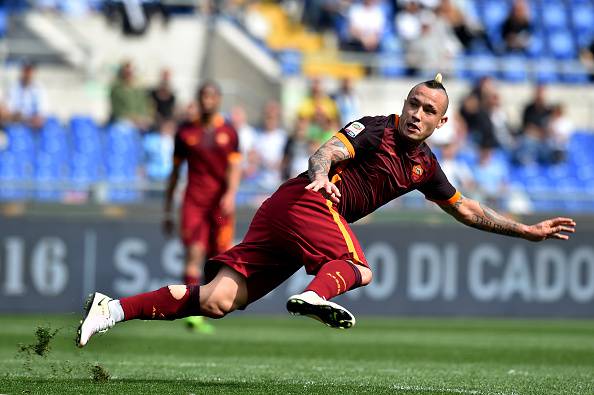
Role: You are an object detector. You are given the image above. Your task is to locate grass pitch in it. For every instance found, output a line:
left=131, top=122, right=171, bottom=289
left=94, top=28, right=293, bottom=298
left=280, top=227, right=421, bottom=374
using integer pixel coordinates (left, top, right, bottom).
left=0, top=314, right=593, bottom=394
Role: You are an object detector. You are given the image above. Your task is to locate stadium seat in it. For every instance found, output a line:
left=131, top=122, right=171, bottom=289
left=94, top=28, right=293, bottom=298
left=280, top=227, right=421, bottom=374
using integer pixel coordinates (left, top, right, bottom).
left=0, top=151, right=29, bottom=200
left=541, top=2, right=569, bottom=31
left=533, top=58, right=559, bottom=83
left=500, top=55, right=528, bottom=82
left=547, top=30, right=577, bottom=59
left=559, top=62, right=589, bottom=84
left=35, top=152, right=64, bottom=201
left=480, top=0, right=510, bottom=33
left=278, top=51, right=302, bottom=76
left=570, top=1, right=594, bottom=37
left=526, top=31, right=546, bottom=58
left=467, top=55, right=498, bottom=79
left=0, top=7, right=7, bottom=37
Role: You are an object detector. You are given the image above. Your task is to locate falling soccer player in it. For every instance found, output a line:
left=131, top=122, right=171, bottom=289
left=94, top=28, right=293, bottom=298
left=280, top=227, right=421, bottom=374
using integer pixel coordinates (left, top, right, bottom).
left=77, top=75, right=576, bottom=347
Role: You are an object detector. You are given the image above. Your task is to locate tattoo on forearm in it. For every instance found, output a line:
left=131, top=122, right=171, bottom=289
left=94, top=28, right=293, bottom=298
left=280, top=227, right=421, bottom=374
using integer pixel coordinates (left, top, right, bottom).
left=469, top=203, right=523, bottom=237
left=308, top=137, right=350, bottom=180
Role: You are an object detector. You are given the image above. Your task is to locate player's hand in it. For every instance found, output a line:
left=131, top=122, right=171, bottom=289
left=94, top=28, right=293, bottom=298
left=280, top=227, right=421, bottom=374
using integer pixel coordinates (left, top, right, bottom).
left=162, top=216, right=175, bottom=237
left=525, top=217, right=576, bottom=242
left=305, top=176, right=341, bottom=204
left=220, top=192, right=236, bottom=216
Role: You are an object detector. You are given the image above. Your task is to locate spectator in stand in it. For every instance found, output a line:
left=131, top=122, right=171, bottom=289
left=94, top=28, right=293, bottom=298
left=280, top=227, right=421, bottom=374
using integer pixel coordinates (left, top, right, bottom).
left=472, top=144, right=509, bottom=208
left=438, top=141, right=476, bottom=194
left=514, top=84, right=559, bottom=165
left=341, top=0, right=387, bottom=52
left=301, top=0, right=346, bottom=32
left=579, top=38, right=594, bottom=81
left=148, top=68, right=176, bottom=129
left=436, top=0, right=493, bottom=53
left=253, top=101, right=288, bottom=190
left=333, top=77, right=361, bottom=126
left=7, top=62, right=47, bottom=130
left=297, top=77, right=339, bottom=124
left=396, top=0, right=424, bottom=46
left=109, top=60, right=151, bottom=130
left=522, top=84, right=550, bottom=132
left=230, top=105, right=258, bottom=177
left=143, top=119, right=175, bottom=183
left=548, top=103, right=573, bottom=161
left=308, top=110, right=339, bottom=146
left=282, top=116, right=317, bottom=180
left=501, top=0, right=532, bottom=54
left=460, top=77, right=504, bottom=149
left=405, top=11, right=461, bottom=75
left=483, top=88, right=515, bottom=151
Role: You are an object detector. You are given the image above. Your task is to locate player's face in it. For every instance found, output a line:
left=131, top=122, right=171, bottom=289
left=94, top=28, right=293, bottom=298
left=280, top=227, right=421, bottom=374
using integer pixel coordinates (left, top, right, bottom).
left=399, top=85, right=448, bottom=143
left=199, top=85, right=221, bottom=115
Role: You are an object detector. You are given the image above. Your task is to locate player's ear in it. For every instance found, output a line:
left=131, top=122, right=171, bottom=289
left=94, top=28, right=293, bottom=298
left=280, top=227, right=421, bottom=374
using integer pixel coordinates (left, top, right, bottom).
left=436, top=116, right=448, bottom=129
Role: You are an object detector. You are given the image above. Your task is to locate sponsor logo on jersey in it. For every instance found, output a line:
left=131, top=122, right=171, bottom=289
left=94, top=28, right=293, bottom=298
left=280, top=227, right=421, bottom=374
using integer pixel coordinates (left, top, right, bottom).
left=345, top=122, right=365, bottom=138
left=412, top=164, right=424, bottom=182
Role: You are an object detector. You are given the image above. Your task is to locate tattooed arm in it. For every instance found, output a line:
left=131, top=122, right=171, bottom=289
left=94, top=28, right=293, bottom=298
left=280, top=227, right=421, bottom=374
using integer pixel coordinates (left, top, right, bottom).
left=305, top=136, right=351, bottom=203
left=439, top=195, right=576, bottom=241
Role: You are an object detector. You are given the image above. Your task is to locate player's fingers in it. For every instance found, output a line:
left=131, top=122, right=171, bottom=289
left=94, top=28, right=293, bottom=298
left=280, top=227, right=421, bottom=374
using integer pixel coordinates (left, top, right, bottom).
left=330, top=183, right=341, bottom=197
left=558, top=225, right=575, bottom=233
left=552, top=233, right=569, bottom=240
left=329, top=194, right=340, bottom=204
left=305, top=182, right=316, bottom=190
left=325, top=183, right=334, bottom=195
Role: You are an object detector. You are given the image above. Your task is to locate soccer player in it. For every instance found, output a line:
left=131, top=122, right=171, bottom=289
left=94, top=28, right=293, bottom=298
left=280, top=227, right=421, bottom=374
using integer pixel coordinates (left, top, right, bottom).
left=162, top=81, right=241, bottom=332
left=77, top=75, right=575, bottom=347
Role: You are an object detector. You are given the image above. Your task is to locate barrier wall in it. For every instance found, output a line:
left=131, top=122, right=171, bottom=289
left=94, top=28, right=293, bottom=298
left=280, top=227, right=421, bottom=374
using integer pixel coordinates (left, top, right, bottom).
left=1, top=216, right=593, bottom=317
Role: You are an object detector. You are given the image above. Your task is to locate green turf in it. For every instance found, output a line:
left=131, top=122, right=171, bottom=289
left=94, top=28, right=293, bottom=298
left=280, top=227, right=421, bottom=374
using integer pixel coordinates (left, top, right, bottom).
left=0, top=314, right=593, bottom=394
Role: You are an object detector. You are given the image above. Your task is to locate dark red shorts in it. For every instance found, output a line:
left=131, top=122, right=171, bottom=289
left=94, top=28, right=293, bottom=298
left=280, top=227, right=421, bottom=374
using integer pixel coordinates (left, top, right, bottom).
left=180, top=201, right=234, bottom=258
left=205, top=176, right=367, bottom=306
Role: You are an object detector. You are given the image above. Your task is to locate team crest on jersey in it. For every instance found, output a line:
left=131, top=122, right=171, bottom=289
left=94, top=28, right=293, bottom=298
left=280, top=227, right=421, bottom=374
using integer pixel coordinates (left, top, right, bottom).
left=345, top=122, right=365, bottom=138
left=412, top=164, right=424, bottom=182
left=216, top=132, right=230, bottom=146
left=185, top=135, right=199, bottom=146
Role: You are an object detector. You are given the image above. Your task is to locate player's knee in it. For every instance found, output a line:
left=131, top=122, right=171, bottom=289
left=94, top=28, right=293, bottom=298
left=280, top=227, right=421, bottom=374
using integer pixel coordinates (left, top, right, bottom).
left=168, top=285, right=187, bottom=300
left=358, top=266, right=373, bottom=286
left=201, top=296, right=234, bottom=319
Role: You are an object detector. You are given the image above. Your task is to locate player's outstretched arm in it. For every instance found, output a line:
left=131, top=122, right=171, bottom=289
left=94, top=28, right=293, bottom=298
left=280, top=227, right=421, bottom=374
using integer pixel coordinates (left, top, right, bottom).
left=439, top=194, right=576, bottom=242
left=305, top=136, right=351, bottom=203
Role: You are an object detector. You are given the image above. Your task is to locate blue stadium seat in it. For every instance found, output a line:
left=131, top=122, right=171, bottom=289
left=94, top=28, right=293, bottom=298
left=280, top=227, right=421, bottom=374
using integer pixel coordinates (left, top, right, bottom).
left=6, top=123, right=35, bottom=156
left=70, top=116, right=102, bottom=161
left=378, top=55, right=407, bottom=78
left=481, top=0, right=510, bottom=33
left=547, top=30, right=577, bottom=59
left=278, top=51, right=302, bottom=76
left=35, top=152, right=64, bottom=201
left=526, top=31, right=546, bottom=58
left=541, top=2, right=569, bottom=31
left=570, top=1, right=594, bottom=37
left=533, top=58, right=559, bottom=83
left=500, top=55, right=528, bottom=82
left=467, top=55, right=498, bottom=79
left=0, top=7, right=7, bottom=37
left=0, top=152, right=29, bottom=200
left=560, top=62, right=589, bottom=83
left=40, top=118, right=69, bottom=156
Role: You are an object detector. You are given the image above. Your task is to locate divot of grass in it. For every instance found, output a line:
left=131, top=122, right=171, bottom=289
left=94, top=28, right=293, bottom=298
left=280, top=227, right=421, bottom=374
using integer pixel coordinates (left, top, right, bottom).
left=18, top=326, right=59, bottom=357
left=90, top=364, right=110, bottom=383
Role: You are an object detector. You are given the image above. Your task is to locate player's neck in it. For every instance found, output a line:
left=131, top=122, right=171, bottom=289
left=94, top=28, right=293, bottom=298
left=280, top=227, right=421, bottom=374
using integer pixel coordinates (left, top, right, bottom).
left=199, top=113, right=217, bottom=126
left=395, top=124, right=424, bottom=152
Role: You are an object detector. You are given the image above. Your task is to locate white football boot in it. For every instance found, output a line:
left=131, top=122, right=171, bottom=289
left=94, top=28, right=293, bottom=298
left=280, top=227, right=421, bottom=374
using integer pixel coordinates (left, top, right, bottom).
left=286, top=291, right=356, bottom=329
left=76, top=292, right=115, bottom=348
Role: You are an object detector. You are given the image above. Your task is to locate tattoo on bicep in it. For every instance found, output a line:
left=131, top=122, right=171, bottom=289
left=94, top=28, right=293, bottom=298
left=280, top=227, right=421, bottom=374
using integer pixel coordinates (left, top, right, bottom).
left=308, top=137, right=350, bottom=180
left=469, top=202, right=522, bottom=237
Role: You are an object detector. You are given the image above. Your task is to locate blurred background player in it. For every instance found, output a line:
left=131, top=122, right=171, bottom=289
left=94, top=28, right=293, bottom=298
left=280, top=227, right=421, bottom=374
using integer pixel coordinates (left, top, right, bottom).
left=162, top=81, right=241, bottom=333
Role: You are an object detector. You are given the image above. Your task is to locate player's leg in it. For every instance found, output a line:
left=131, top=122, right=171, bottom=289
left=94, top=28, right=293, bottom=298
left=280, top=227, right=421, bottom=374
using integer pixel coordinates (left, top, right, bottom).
left=76, top=266, right=247, bottom=347
left=282, top=195, right=372, bottom=329
left=287, top=261, right=371, bottom=329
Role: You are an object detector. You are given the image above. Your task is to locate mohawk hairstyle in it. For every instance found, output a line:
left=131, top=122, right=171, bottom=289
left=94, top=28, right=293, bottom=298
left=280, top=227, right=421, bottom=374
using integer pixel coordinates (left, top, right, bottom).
left=197, top=80, right=222, bottom=98
left=418, top=73, right=449, bottom=113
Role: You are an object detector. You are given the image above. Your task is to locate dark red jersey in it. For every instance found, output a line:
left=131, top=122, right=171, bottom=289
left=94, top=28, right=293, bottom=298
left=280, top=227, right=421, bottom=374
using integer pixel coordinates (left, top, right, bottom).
left=320, top=114, right=460, bottom=223
left=174, top=114, right=240, bottom=207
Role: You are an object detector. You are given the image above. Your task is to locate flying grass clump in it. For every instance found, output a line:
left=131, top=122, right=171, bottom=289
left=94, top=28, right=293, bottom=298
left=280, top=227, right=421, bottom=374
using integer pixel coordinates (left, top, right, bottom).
left=18, top=326, right=59, bottom=357
left=91, top=364, right=110, bottom=383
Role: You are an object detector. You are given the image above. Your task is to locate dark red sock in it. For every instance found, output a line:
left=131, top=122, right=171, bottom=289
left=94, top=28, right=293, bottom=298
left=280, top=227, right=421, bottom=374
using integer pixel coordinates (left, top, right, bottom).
left=184, top=274, right=200, bottom=286
left=120, top=285, right=201, bottom=321
left=305, top=260, right=363, bottom=300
